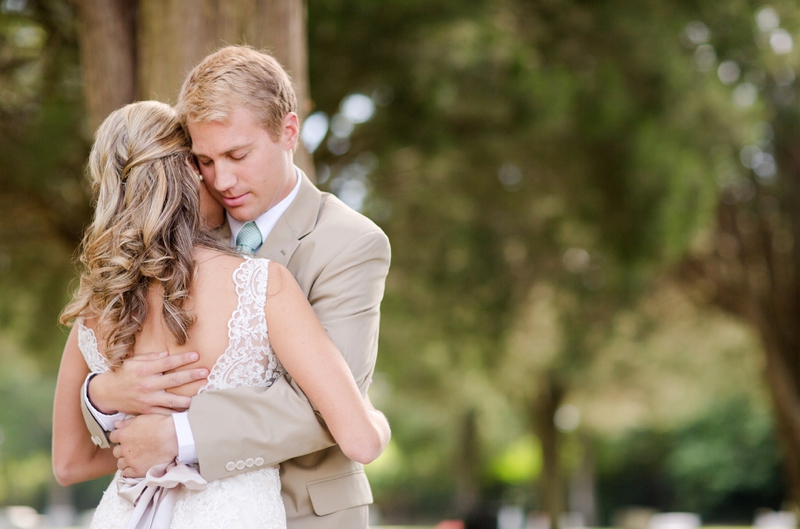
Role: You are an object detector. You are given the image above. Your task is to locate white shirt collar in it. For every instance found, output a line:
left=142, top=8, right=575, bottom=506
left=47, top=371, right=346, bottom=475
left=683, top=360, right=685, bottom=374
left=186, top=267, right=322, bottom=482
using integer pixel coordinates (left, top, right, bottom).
left=228, top=167, right=302, bottom=248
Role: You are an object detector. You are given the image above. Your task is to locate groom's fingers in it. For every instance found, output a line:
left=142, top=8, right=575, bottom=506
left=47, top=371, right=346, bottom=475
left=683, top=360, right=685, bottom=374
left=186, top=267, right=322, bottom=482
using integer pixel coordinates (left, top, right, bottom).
left=159, top=366, right=209, bottom=391
left=157, top=393, right=192, bottom=412
left=140, top=392, right=192, bottom=414
left=95, top=352, right=206, bottom=415
left=139, top=351, right=169, bottom=361
left=131, top=350, right=207, bottom=391
left=143, top=371, right=206, bottom=412
left=148, top=405, right=186, bottom=415
left=149, top=351, right=200, bottom=375
left=109, top=420, right=130, bottom=446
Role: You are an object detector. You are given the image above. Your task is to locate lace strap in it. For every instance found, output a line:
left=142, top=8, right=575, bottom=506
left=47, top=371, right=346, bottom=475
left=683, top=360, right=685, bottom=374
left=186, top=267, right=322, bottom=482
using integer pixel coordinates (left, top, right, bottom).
left=233, top=257, right=270, bottom=315
left=76, top=318, right=110, bottom=373
left=198, top=257, right=283, bottom=394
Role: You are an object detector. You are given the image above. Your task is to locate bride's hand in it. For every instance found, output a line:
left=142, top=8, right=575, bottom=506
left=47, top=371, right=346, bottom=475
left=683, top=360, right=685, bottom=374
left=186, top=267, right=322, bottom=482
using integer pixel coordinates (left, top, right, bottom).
left=88, top=351, right=208, bottom=416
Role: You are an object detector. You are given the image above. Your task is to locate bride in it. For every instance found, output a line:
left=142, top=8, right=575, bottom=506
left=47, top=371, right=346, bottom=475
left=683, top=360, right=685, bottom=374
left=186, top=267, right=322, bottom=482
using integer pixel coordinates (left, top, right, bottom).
left=52, top=100, right=390, bottom=528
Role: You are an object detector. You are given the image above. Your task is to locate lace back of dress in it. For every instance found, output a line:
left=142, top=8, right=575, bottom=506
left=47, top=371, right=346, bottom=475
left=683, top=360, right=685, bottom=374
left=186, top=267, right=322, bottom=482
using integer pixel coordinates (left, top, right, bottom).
left=198, top=258, right=284, bottom=394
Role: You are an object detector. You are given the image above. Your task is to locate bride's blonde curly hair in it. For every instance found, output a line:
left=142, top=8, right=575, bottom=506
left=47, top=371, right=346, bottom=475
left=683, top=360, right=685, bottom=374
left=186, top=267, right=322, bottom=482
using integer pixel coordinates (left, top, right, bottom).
left=61, top=100, right=230, bottom=366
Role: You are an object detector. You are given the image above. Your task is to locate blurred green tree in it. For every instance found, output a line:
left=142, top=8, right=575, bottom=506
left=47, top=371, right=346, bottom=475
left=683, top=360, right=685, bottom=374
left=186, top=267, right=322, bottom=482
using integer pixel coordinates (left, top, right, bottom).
left=306, top=0, right=759, bottom=524
left=596, top=397, right=783, bottom=524
left=0, top=0, right=90, bottom=369
left=676, top=1, right=800, bottom=504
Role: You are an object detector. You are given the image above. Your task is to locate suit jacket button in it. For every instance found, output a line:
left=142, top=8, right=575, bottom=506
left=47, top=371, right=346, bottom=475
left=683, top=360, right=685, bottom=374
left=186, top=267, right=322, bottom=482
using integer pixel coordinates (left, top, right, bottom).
left=225, top=462, right=236, bottom=472
left=91, top=435, right=102, bottom=446
left=235, top=460, right=246, bottom=470
left=245, top=458, right=255, bottom=468
left=254, top=457, right=265, bottom=467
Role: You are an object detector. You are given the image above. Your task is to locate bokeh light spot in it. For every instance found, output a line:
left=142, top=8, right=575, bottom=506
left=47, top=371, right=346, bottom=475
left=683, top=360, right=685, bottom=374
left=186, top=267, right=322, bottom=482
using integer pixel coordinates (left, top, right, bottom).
left=757, top=7, right=780, bottom=33
left=770, top=29, right=793, bottom=54
left=717, top=60, right=741, bottom=85
left=300, top=111, right=328, bottom=153
left=340, top=93, right=375, bottom=124
left=685, top=21, right=711, bottom=44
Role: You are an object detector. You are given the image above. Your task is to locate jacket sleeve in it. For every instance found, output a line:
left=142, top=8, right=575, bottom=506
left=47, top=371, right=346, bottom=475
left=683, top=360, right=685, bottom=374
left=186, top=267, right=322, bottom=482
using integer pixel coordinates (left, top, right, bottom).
left=188, top=230, right=390, bottom=481
left=79, top=377, right=114, bottom=449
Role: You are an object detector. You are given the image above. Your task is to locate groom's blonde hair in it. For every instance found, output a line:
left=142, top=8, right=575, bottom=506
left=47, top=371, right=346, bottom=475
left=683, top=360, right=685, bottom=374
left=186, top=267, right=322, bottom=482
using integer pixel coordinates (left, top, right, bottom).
left=176, top=46, right=298, bottom=141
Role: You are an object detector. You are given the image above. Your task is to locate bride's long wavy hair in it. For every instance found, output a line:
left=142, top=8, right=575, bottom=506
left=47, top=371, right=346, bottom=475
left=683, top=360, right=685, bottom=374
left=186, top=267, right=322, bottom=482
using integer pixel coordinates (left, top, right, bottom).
left=60, top=101, right=230, bottom=366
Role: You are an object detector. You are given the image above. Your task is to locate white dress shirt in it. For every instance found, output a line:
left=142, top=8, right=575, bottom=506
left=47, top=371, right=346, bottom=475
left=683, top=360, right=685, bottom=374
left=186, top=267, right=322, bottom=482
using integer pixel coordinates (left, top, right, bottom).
left=226, top=171, right=301, bottom=250
left=84, top=168, right=302, bottom=464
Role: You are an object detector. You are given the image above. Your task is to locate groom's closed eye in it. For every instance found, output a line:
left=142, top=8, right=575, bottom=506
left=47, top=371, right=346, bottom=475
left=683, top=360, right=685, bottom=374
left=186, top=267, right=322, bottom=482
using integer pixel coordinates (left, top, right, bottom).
left=228, top=148, right=250, bottom=161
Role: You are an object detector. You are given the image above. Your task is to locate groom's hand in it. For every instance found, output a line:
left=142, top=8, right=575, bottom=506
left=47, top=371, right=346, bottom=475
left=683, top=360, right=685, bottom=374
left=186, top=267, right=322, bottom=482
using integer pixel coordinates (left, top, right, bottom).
left=111, top=414, right=179, bottom=478
left=88, top=352, right=208, bottom=415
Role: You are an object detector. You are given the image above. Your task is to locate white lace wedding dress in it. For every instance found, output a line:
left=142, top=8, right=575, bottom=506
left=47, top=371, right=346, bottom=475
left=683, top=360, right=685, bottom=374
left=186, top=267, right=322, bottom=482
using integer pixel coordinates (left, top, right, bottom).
left=78, top=258, right=288, bottom=529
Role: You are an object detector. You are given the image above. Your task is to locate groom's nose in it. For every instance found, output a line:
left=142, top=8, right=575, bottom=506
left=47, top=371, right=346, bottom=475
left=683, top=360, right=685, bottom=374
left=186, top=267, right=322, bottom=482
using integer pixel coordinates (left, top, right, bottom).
left=213, top=162, right=237, bottom=193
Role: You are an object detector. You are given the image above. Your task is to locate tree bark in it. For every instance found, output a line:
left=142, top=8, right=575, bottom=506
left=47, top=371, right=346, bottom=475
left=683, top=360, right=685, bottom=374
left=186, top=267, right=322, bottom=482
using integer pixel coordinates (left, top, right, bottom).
left=72, top=0, right=136, bottom=132
left=678, top=145, right=800, bottom=506
left=763, top=336, right=800, bottom=504
left=568, top=435, right=596, bottom=528
left=532, top=376, right=565, bottom=529
left=455, top=408, right=481, bottom=516
left=74, top=0, right=314, bottom=178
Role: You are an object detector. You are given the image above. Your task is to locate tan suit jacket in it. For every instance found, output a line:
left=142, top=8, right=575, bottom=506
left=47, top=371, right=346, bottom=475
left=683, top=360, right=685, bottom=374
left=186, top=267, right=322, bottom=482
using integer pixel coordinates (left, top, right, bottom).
left=81, top=170, right=391, bottom=529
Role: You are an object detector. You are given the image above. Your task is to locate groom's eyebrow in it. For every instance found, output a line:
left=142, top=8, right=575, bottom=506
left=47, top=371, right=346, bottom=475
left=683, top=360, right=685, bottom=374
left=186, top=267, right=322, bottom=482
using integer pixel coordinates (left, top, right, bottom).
left=192, top=143, right=251, bottom=158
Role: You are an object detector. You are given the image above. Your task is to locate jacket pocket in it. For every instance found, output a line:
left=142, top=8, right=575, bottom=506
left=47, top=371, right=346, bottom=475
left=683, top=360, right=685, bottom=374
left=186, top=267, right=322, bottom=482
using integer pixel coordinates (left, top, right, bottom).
left=307, top=469, right=373, bottom=516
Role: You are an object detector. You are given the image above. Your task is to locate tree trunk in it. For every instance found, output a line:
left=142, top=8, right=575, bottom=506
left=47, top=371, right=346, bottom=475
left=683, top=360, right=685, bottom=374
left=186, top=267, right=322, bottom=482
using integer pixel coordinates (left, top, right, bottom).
left=532, top=376, right=564, bottom=529
left=73, top=0, right=314, bottom=178
left=678, top=124, right=800, bottom=505
left=455, top=408, right=481, bottom=516
left=569, top=435, right=596, bottom=528
left=675, top=89, right=800, bottom=501
left=763, top=336, right=800, bottom=504
left=72, top=0, right=136, bottom=132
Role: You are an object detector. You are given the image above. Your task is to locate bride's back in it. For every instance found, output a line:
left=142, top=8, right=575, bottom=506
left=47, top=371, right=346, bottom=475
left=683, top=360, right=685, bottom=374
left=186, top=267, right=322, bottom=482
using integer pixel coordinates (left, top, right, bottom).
left=133, top=248, right=246, bottom=398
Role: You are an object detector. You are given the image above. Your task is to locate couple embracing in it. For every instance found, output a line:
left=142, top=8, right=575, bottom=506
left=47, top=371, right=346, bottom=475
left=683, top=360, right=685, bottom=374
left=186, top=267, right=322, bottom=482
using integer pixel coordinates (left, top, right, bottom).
left=52, top=45, right=391, bottom=529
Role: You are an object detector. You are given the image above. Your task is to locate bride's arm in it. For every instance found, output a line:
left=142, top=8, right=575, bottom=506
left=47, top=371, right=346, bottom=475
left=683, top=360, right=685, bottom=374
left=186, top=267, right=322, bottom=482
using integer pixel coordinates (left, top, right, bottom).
left=52, top=325, right=118, bottom=486
left=265, top=261, right=391, bottom=464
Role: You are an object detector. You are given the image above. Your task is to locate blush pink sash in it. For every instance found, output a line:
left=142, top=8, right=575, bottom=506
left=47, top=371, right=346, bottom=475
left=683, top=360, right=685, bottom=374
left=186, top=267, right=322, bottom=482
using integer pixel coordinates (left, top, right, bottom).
left=117, top=461, right=208, bottom=529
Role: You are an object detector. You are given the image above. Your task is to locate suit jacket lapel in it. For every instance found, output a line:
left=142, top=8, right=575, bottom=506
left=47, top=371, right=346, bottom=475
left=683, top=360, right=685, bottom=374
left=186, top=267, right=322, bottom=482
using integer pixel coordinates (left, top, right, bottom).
left=257, top=169, right=321, bottom=267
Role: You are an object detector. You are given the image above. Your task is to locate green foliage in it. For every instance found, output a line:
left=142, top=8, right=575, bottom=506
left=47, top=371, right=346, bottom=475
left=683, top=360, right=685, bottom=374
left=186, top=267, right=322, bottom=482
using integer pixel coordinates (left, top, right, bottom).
left=596, top=397, right=784, bottom=524
left=0, top=0, right=90, bottom=372
left=308, top=0, right=764, bottom=517
left=490, top=435, right=543, bottom=485
left=0, top=0, right=92, bottom=509
left=669, top=398, right=784, bottom=517
left=0, top=334, right=57, bottom=506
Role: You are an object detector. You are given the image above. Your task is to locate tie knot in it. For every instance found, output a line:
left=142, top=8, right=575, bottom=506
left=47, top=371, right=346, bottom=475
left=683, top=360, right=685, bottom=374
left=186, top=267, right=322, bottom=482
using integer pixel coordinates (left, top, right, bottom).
left=235, top=222, right=262, bottom=254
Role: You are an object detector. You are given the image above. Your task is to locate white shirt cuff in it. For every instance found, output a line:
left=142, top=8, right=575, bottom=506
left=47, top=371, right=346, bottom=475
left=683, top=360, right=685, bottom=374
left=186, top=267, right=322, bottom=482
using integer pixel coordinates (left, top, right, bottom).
left=83, top=373, right=126, bottom=432
left=172, top=411, right=198, bottom=464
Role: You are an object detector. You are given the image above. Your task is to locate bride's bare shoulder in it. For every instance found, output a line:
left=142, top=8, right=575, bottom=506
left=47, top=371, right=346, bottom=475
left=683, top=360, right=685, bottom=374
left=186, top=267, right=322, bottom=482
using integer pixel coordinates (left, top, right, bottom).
left=77, top=312, right=100, bottom=331
left=266, top=260, right=300, bottom=298
left=194, top=247, right=244, bottom=273
left=192, top=249, right=245, bottom=297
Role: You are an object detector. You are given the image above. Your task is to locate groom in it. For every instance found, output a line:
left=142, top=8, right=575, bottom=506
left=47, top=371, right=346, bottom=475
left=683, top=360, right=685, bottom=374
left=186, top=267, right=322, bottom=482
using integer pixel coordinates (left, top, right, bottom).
left=79, top=46, right=391, bottom=529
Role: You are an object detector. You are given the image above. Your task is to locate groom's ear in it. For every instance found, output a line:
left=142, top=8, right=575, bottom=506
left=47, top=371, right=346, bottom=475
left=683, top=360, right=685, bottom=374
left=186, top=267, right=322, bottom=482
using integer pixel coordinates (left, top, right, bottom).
left=281, top=112, right=300, bottom=151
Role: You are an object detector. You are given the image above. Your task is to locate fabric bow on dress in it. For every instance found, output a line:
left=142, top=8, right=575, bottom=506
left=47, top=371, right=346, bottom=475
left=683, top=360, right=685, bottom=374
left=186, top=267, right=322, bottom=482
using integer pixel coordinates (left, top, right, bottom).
left=117, top=461, right=208, bottom=529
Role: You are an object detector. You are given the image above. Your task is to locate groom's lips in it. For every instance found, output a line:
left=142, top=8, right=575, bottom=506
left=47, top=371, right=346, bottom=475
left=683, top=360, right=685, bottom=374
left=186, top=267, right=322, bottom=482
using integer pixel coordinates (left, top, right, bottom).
left=221, top=193, right=248, bottom=207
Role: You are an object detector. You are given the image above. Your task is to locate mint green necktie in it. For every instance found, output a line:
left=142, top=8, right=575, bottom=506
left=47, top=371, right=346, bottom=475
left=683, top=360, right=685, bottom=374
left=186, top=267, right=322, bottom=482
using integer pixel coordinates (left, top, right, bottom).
left=235, top=221, right=262, bottom=254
